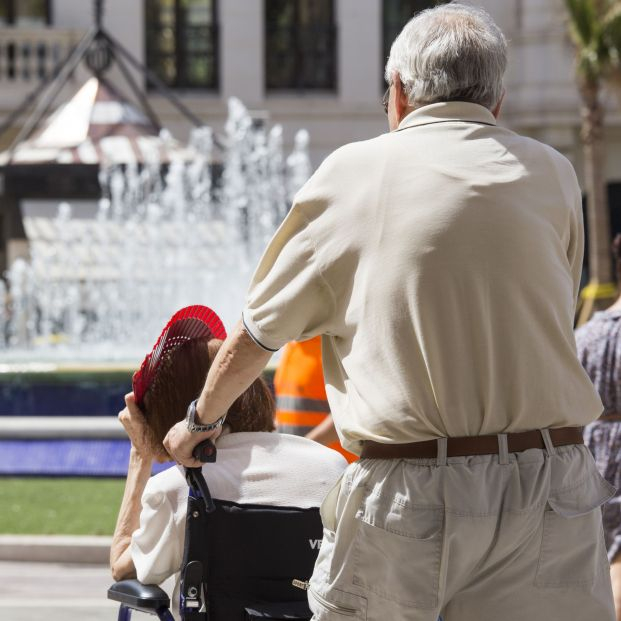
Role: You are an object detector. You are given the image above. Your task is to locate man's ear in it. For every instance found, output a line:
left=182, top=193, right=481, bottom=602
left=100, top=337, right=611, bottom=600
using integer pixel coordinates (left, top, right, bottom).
left=394, top=76, right=411, bottom=121
left=491, top=89, right=505, bottom=119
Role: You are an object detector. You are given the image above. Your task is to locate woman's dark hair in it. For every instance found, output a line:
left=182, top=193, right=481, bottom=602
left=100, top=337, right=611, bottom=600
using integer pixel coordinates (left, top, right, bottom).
left=142, top=338, right=275, bottom=458
left=613, top=234, right=621, bottom=281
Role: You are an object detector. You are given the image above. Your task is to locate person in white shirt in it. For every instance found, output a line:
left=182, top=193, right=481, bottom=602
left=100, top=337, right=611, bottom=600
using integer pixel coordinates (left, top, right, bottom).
left=109, top=306, right=347, bottom=611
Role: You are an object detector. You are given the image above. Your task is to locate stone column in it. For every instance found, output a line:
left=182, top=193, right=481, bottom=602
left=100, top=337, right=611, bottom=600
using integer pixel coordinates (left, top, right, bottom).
left=219, top=0, right=263, bottom=107
left=337, top=0, right=383, bottom=105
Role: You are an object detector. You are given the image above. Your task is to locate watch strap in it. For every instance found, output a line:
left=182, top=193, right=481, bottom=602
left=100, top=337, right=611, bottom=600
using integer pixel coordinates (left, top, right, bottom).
left=185, top=399, right=227, bottom=433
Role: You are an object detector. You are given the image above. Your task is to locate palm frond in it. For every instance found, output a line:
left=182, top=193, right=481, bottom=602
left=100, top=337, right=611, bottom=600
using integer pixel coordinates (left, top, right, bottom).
left=602, top=2, right=621, bottom=65
left=564, top=0, right=618, bottom=80
left=601, top=2, right=621, bottom=93
left=565, top=0, right=599, bottom=48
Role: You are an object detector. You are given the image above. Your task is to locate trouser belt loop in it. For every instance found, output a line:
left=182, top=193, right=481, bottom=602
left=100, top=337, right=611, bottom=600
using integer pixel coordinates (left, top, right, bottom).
left=497, top=433, right=509, bottom=465
left=436, top=437, right=448, bottom=466
left=540, top=428, right=556, bottom=456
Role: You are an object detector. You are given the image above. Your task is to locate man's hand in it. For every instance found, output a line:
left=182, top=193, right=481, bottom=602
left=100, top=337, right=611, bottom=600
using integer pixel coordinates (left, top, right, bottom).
left=163, top=421, right=219, bottom=468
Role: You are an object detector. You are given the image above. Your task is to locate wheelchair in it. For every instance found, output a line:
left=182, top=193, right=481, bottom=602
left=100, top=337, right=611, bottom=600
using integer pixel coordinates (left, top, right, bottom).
left=108, top=440, right=322, bottom=621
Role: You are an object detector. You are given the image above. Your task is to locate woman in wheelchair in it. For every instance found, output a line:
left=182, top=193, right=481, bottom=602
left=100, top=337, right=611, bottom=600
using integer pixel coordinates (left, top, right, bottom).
left=109, top=305, right=347, bottom=618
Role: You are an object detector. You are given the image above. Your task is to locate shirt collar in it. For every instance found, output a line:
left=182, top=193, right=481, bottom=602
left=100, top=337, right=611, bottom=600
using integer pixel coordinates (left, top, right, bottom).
left=397, top=101, right=497, bottom=131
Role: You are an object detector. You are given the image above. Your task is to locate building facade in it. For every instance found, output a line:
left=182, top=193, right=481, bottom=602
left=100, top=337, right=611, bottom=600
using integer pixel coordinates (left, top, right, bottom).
left=0, top=0, right=620, bottom=234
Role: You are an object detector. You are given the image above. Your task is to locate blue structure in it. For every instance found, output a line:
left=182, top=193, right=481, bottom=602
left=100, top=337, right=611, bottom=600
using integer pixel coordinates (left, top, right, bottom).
left=0, top=439, right=173, bottom=477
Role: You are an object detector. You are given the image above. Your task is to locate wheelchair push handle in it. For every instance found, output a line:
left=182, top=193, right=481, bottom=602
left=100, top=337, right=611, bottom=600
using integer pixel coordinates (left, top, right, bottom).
left=185, top=439, right=217, bottom=513
left=193, top=438, right=217, bottom=463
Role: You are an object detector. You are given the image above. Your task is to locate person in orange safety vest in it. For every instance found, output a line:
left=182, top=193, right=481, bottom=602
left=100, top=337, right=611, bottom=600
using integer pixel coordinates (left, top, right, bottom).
left=274, top=336, right=357, bottom=463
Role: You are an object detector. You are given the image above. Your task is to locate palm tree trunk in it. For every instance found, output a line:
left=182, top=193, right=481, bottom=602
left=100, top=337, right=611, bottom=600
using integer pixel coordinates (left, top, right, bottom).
left=580, top=78, right=612, bottom=286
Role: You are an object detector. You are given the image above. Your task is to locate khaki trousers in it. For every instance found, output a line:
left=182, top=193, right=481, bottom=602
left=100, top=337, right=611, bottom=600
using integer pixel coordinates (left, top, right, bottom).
left=309, top=437, right=616, bottom=621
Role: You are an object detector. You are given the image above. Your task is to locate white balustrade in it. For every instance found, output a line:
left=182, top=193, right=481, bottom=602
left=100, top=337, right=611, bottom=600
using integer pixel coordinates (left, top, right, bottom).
left=0, top=28, right=85, bottom=84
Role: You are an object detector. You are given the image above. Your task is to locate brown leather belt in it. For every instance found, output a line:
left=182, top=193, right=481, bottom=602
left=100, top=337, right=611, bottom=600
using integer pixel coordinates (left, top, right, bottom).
left=597, top=413, right=621, bottom=422
left=360, top=427, right=584, bottom=460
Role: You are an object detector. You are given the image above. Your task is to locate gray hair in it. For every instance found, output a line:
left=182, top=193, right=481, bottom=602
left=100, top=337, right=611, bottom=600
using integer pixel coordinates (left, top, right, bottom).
left=384, top=3, right=507, bottom=110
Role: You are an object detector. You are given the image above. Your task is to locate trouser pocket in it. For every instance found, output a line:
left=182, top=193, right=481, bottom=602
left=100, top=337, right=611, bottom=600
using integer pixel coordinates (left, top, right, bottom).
left=352, top=495, right=444, bottom=609
left=535, top=505, right=608, bottom=588
left=308, top=585, right=367, bottom=620
left=535, top=461, right=614, bottom=589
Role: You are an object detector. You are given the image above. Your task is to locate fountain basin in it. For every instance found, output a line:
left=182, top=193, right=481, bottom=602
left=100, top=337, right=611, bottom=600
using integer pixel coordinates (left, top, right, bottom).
left=0, top=361, right=276, bottom=417
left=0, top=361, right=276, bottom=476
left=0, top=362, right=135, bottom=417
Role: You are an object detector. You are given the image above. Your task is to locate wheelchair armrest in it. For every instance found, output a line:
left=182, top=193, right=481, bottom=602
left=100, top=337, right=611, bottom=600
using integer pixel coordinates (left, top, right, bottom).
left=108, top=579, right=170, bottom=614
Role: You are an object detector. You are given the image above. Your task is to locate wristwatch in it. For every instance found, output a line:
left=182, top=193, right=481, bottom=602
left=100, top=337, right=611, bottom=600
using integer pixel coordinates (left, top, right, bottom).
left=185, top=399, right=227, bottom=433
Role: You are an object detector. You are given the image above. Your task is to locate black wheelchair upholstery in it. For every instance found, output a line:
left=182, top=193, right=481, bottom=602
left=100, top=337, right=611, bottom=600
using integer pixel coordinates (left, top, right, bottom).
left=109, top=460, right=322, bottom=621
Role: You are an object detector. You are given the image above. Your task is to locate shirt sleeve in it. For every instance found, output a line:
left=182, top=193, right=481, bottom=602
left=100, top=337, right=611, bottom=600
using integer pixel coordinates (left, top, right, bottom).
left=242, top=193, right=337, bottom=352
left=130, top=481, right=185, bottom=585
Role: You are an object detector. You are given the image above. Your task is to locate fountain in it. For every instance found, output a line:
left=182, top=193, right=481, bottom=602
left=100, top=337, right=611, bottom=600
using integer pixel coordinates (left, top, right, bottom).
left=0, top=1, right=313, bottom=478
left=0, top=98, right=311, bottom=424
left=4, top=98, right=311, bottom=365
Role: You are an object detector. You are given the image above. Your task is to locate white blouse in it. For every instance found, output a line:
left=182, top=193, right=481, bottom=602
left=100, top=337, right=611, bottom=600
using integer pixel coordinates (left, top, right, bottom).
left=130, top=431, right=347, bottom=615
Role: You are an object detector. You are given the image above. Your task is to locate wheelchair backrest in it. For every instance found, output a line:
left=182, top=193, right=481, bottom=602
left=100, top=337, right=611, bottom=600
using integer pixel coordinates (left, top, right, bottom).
left=181, top=493, right=322, bottom=620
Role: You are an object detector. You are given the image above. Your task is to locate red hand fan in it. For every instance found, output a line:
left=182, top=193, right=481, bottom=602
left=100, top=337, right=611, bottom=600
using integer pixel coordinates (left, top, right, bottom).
left=133, top=305, right=227, bottom=408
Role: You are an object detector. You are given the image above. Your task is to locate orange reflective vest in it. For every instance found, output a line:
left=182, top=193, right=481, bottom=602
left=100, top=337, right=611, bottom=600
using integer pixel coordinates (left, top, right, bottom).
left=274, top=336, right=357, bottom=463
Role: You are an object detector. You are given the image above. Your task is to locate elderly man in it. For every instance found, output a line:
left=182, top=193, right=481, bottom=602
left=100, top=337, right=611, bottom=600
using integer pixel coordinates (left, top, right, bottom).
left=165, top=4, right=615, bottom=620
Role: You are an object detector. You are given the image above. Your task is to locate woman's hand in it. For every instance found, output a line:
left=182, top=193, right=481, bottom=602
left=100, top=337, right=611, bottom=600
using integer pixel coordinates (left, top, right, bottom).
left=118, top=392, right=157, bottom=460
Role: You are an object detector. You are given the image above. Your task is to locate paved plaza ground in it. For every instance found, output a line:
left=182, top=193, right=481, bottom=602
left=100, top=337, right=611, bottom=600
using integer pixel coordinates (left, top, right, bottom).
left=0, top=560, right=153, bottom=621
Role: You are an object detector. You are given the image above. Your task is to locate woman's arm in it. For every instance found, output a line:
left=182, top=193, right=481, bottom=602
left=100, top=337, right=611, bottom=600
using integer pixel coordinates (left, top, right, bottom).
left=110, top=447, right=151, bottom=581
left=110, top=393, right=157, bottom=582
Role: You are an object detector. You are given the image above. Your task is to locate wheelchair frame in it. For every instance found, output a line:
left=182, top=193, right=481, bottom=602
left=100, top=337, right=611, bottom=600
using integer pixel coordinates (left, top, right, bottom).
left=109, top=445, right=218, bottom=621
left=108, top=440, right=318, bottom=621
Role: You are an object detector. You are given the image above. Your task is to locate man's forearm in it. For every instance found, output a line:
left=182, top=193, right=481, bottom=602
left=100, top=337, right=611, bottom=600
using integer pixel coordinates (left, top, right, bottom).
left=195, top=320, right=273, bottom=424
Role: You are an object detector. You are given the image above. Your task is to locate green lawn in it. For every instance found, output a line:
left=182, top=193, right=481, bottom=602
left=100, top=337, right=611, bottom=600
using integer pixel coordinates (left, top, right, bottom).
left=0, top=478, right=125, bottom=535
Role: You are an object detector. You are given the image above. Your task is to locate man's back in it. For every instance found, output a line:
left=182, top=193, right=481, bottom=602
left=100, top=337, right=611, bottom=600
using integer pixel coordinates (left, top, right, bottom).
left=245, top=102, right=602, bottom=452
left=170, top=5, right=615, bottom=620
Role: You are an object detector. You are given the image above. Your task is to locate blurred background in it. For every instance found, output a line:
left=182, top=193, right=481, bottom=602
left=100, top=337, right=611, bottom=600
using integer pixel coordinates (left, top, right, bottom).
left=0, top=0, right=619, bottom=309
left=1, top=1, right=621, bottom=619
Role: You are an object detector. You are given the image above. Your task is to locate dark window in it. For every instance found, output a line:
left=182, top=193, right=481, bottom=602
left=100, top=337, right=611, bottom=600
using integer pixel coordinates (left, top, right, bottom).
left=581, top=183, right=621, bottom=285
left=145, top=0, right=218, bottom=90
left=265, top=0, right=336, bottom=92
left=0, top=0, right=50, bottom=26
left=383, top=1, right=448, bottom=82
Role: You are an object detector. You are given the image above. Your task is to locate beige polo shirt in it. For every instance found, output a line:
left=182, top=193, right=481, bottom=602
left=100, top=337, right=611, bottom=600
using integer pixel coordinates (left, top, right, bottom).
left=243, top=101, right=603, bottom=454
